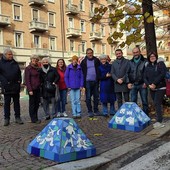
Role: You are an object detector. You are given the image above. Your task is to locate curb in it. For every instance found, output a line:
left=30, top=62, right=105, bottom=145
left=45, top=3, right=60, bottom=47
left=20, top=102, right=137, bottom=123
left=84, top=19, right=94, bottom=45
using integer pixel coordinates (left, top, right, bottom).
left=45, top=120, right=170, bottom=170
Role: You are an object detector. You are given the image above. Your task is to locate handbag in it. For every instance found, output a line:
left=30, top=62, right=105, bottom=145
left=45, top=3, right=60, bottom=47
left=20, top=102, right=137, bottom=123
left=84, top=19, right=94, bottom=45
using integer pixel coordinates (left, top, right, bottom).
left=44, top=81, right=56, bottom=93
left=166, top=71, right=170, bottom=97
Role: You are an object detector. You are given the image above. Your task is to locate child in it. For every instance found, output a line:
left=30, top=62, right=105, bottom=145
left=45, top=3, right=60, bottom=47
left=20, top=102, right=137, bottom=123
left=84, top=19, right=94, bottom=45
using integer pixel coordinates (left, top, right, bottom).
left=64, top=55, right=84, bottom=118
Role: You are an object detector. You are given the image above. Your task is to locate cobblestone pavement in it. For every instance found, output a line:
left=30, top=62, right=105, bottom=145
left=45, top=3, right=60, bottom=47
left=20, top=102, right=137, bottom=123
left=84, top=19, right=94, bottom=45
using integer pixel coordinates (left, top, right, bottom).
left=0, top=93, right=156, bottom=170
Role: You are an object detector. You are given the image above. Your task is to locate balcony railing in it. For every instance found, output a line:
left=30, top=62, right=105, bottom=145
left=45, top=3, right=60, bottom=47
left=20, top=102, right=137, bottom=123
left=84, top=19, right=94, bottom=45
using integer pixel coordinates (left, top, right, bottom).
left=31, top=48, right=50, bottom=57
left=107, top=0, right=117, bottom=6
left=28, top=0, right=46, bottom=6
left=65, top=4, right=79, bottom=15
left=89, top=32, right=102, bottom=41
left=29, top=20, right=48, bottom=32
left=66, top=28, right=81, bottom=38
left=0, top=14, right=10, bottom=26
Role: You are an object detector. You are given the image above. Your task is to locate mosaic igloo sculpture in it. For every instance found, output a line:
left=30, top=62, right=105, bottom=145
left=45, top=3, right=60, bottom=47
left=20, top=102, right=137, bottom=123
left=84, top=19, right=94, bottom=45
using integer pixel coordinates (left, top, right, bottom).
left=109, top=102, right=151, bottom=132
left=27, top=118, right=96, bottom=163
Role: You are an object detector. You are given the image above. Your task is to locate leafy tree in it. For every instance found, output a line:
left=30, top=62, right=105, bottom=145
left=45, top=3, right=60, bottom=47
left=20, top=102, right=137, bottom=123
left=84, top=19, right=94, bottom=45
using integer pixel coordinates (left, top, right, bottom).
left=92, top=0, right=170, bottom=55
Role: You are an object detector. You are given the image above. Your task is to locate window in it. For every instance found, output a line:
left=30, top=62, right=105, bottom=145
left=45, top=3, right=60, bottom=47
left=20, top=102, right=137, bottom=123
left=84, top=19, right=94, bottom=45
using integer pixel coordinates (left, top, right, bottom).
left=49, top=37, right=56, bottom=50
left=32, top=9, right=38, bottom=21
left=102, top=44, right=106, bottom=54
left=91, top=23, right=95, bottom=32
left=101, top=25, right=105, bottom=36
left=34, top=35, right=40, bottom=48
left=0, top=30, right=3, bottom=45
left=68, top=17, right=74, bottom=28
left=80, top=20, right=85, bottom=32
left=92, top=43, right=96, bottom=53
left=13, top=4, right=22, bottom=21
left=81, top=41, right=86, bottom=53
left=49, top=12, right=55, bottom=27
left=90, top=2, right=94, bottom=12
left=15, top=32, right=23, bottom=48
left=70, top=40, right=74, bottom=51
left=80, top=0, right=84, bottom=11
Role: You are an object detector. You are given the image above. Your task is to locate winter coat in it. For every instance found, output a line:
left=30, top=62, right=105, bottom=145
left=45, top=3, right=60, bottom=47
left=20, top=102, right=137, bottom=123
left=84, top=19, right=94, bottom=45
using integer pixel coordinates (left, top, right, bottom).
left=0, top=56, right=21, bottom=94
left=128, top=54, right=147, bottom=84
left=64, top=64, right=83, bottom=89
left=57, top=68, right=67, bottom=90
left=98, top=62, right=116, bottom=103
left=111, top=57, right=129, bottom=92
left=39, top=65, right=60, bottom=99
left=80, top=56, right=100, bottom=86
left=25, top=64, right=41, bottom=92
left=144, top=58, right=166, bottom=89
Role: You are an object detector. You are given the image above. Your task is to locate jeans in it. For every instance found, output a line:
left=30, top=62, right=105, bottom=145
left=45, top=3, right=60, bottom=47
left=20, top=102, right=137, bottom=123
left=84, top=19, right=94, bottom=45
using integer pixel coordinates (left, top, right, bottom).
left=4, top=93, right=20, bottom=120
left=102, top=102, right=116, bottom=115
left=43, top=97, right=56, bottom=117
left=130, top=84, right=148, bottom=115
left=29, top=89, right=40, bottom=122
left=85, top=81, right=99, bottom=113
left=57, top=89, right=67, bottom=113
left=70, top=89, right=81, bottom=116
left=150, top=89, right=165, bottom=122
left=116, top=92, right=129, bottom=109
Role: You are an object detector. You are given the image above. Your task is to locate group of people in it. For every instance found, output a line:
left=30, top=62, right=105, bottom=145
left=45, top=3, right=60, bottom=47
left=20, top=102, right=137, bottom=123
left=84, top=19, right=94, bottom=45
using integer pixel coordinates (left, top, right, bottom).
left=0, top=47, right=167, bottom=129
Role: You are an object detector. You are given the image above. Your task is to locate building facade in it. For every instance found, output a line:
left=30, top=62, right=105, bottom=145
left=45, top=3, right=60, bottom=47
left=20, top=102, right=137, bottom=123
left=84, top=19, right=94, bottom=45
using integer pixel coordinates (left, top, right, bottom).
left=0, top=0, right=120, bottom=68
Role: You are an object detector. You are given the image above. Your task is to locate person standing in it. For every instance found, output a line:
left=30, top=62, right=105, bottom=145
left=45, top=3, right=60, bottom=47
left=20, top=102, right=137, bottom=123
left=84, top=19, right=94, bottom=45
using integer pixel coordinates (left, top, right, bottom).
left=25, top=55, right=41, bottom=123
left=111, top=49, right=129, bottom=109
left=127, top=47, right=149, bottom=115
left=0, top=48, right=23, bottom=126
left=80, top=48, right=100, bottom=117
left=39, top=57, right=60, bottom=120
left=99, top=55, right=116, bottom=117
left=56, top=59, right=68, bottom=117
left=144, top=52, right=167, bottom=128
left=65, top=55, right=83, bottom=118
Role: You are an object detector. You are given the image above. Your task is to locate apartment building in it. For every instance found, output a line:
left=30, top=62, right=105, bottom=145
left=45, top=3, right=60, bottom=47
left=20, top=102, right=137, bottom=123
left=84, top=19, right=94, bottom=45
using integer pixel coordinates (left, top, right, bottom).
left=127, top=7, right=170, bottom=67
left=0, top=0, right=120, bottom=69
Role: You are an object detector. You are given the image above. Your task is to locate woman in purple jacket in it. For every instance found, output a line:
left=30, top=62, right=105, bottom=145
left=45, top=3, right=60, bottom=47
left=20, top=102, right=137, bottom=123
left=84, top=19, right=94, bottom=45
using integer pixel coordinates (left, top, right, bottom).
left=25, top=55, right=41, bottom=123
left=64, top=55, right=84, bottom=118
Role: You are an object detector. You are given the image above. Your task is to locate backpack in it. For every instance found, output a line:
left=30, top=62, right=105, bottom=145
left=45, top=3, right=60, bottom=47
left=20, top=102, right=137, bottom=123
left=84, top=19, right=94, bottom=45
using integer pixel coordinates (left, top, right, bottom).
left=166, top=70, right=170, bottom=97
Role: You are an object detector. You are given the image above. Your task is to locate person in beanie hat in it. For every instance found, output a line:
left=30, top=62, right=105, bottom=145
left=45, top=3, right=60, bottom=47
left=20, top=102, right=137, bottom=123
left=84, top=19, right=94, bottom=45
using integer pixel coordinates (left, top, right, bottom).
left=64, top=55, right=84, bottom=118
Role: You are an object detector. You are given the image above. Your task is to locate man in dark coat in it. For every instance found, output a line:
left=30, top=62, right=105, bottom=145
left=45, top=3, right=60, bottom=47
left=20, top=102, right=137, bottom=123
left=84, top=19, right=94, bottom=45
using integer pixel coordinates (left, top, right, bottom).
left=0, top=48, right=23, bottom=126
left=127, top=47, right=148, bottom=115
left=111, top=49, right=129, bottom=109
left=80, top=48, right=100, bottom=117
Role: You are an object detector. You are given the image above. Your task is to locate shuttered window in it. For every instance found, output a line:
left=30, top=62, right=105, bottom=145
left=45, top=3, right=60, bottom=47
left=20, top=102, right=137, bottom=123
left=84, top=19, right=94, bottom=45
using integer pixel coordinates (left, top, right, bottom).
left=14, top=5, right=21, bottom=20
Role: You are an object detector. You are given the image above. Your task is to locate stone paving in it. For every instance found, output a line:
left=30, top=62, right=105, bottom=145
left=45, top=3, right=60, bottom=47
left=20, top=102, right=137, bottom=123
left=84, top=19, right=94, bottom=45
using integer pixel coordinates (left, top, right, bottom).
left=0, top=93, right=159, bottom=170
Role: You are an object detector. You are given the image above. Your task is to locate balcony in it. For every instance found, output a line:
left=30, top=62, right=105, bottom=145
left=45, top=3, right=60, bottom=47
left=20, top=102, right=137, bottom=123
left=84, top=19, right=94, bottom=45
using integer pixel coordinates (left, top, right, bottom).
left=0, top=45, right=11, bottom=54
left=31, top=48, right=50, bottom=57
left=29, top=20, right=48, bottom=32
left=89, top=32, right=102, bottom=41
left=65, top=4, right=80, bottom=15
left=28, top=0, right=46, bottom=6
left=0, top=14, right=10, bottom=27
left=66, top=28, right=81, bottom=38
left=107, top=0, right=117, bottom=7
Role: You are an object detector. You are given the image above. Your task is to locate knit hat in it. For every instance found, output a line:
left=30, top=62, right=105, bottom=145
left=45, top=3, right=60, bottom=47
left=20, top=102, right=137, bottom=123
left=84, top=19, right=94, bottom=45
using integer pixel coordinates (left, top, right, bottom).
left=72, top=55, right=78, bottom=61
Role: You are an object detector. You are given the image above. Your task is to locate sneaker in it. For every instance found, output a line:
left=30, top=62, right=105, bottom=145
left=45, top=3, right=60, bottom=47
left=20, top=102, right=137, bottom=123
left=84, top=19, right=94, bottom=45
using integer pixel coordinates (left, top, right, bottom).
left=15, top=118, right=24, bottom=124
left=57, top=112, right=61, bottom=117
left=153, top=122, right=165, bottom=129
left=88, top=112, right=94, bottom=118
left=4, top=119, right=10, bottom=126
left=62, top=112, right=68, bottom=117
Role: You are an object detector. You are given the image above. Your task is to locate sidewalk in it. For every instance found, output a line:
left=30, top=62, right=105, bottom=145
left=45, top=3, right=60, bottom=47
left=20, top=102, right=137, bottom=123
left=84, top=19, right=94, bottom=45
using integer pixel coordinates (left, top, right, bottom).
left=0, top=94, right=169, bottom=170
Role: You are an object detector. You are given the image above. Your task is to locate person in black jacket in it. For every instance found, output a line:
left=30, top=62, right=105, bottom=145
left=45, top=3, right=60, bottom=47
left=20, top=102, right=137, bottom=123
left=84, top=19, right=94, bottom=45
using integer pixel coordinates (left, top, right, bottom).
left=127, top=47, right=149, bottom=115
left=144, top=52, right=166, bottom=128
left=0, top=48, right=23, bottom=126
left=80, top=48, right=100, bottom=117
left=39, top=57, right=60, bottom=120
